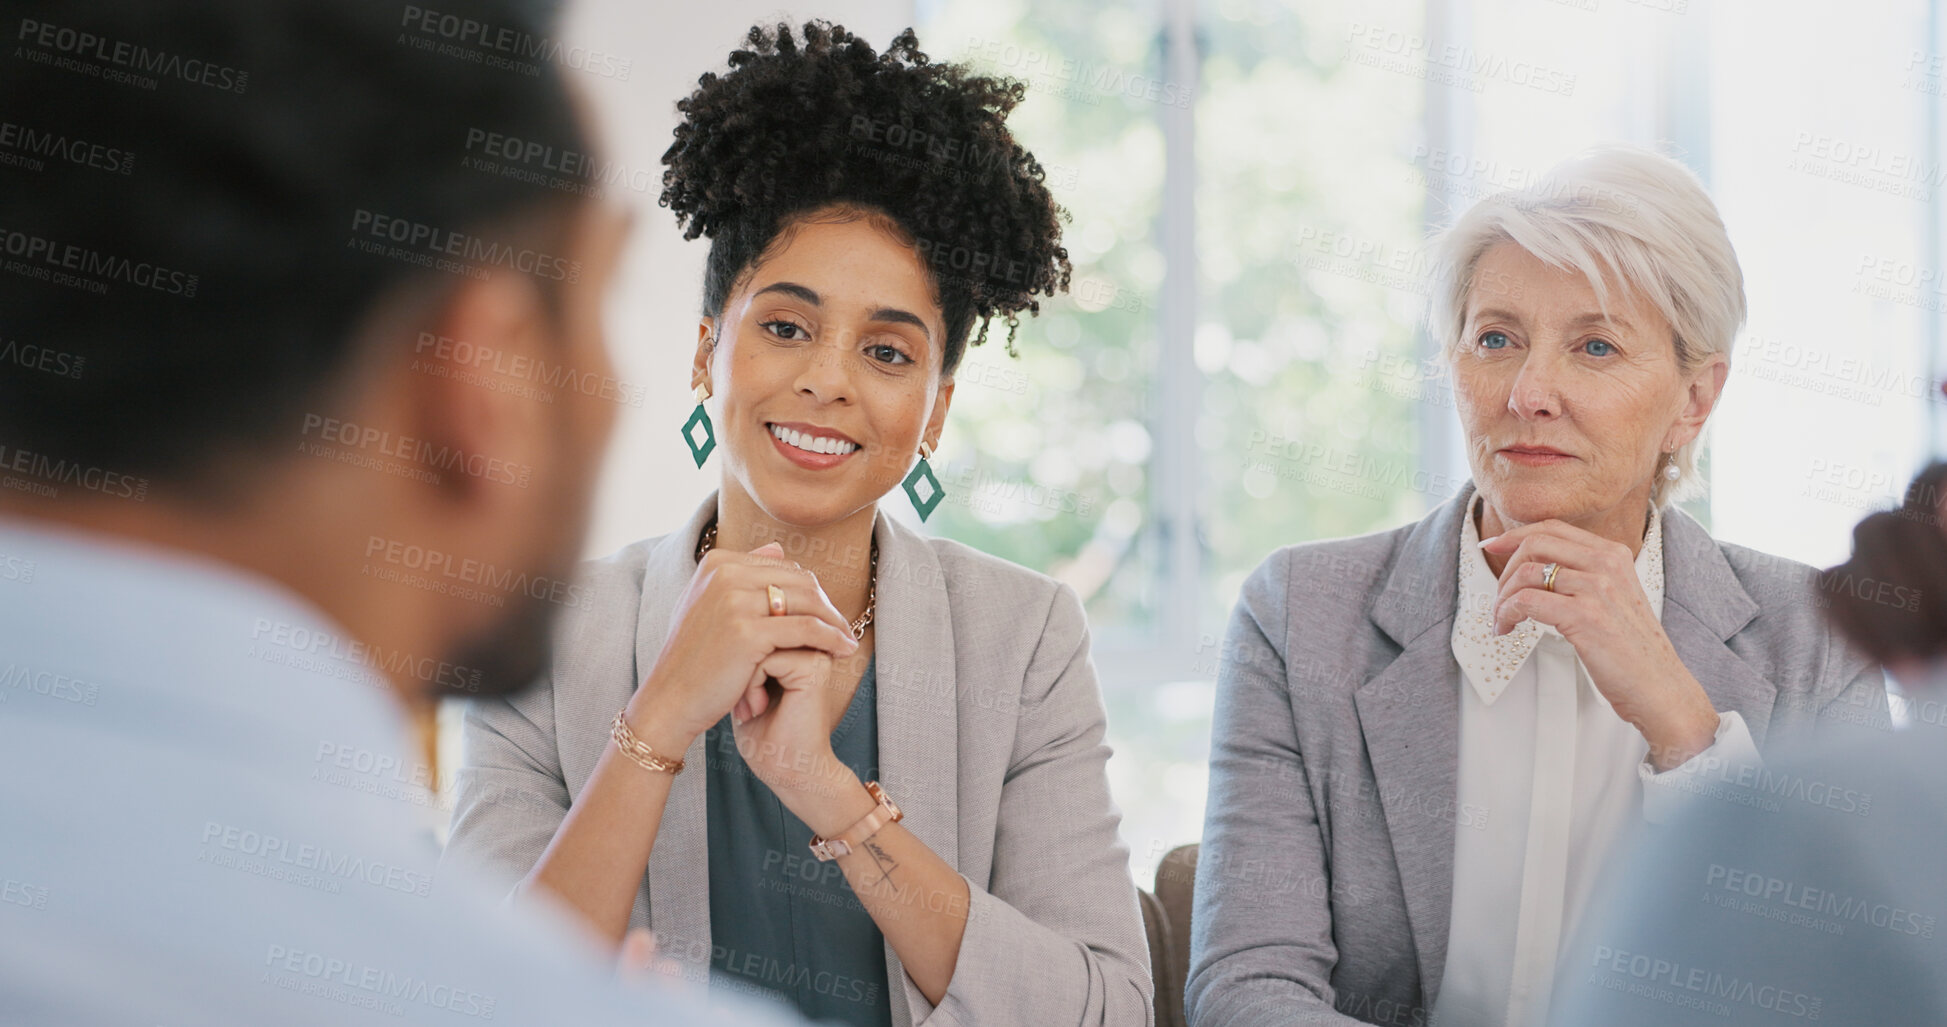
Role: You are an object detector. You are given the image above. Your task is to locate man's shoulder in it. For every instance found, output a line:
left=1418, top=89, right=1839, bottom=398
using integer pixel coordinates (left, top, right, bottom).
left=0, top=742, right=783, bottom=1026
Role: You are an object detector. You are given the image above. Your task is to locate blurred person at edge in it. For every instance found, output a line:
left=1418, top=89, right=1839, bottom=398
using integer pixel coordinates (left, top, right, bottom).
left=1188, top=146, right=1889, bottom=1027
left=0, top=1, right=795, bottom=1024
left=439, top=22, right=1153, bottom=1027
left=1551, top=463, right=1947, bottom=1026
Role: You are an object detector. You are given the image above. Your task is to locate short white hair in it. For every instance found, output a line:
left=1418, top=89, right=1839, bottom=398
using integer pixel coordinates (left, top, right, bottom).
left=1427, top=145, right=1746, bottom=506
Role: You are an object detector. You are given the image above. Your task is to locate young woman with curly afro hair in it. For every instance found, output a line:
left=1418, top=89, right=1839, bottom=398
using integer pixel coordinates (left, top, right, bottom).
left=446, top=22, right=1155, bottom=1027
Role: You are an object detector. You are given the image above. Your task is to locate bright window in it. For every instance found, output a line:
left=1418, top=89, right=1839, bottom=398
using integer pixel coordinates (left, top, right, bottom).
left=916, top=0, right=1941, bottom=879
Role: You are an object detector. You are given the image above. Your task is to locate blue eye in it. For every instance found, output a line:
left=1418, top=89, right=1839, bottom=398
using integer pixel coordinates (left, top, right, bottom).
left=761, top=320, right=807, bottom=341
left=1479, top=331, right=1511, bottom=350
left=1584, top=338, right=1615, bottom=357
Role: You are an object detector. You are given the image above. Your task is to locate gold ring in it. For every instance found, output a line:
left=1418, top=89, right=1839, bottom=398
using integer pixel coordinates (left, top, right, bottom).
left=767, top=584, right=786, bottom=617
left=1542, top=562, right=1560, bottom=592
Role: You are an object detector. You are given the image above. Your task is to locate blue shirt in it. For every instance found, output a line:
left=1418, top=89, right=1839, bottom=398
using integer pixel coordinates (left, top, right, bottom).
left=0, top=518, right=798, bottom=1027
left=1551, top=717, right=1947, bottom=1025
left=706, top=658, right=894, bottom=1027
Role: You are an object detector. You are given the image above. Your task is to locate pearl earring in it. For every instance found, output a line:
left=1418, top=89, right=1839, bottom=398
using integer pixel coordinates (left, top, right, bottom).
left=1663, top=452, right=1681, bottom=482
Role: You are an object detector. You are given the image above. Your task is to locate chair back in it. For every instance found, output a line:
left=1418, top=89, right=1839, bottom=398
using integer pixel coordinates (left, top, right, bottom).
left=1138, top=842, right=1200, bottom=1027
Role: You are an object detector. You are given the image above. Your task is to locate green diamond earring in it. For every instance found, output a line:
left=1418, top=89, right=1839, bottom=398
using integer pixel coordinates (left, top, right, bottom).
left=902, top=438, right=944, bottom=522
left=681, top=383, right=715, bottom=467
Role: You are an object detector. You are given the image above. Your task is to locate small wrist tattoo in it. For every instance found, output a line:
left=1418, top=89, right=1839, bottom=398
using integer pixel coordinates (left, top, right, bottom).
left=863, top=838, right=899, bottom=886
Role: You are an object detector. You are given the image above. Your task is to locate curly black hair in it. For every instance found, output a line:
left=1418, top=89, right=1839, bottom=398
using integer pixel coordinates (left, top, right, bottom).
left=660, top=21, right=1070, bottom=375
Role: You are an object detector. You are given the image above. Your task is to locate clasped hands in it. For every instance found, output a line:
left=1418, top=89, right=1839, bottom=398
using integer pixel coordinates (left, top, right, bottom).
left=623, top=541, right=874, bottom=823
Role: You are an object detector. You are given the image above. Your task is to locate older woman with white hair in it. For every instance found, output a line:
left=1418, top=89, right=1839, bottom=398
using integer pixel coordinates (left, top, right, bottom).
left=1187, top=146, right=1888, bottom=1027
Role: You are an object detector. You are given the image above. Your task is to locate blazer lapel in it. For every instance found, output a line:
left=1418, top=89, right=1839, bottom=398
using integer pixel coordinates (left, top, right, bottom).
left=1658, top=509, right=1778, bottom=742
left=868, top=509, right=959, bottom=1026
left=632, top=497, right=719, bottom=965
left=1354, top=486, right=1471, bottom=1002
left=1347, top=494, right=1777, bottom=1006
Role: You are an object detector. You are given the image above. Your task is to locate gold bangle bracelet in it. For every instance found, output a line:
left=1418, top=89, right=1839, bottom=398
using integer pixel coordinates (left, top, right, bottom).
left=610, top=711, right=684, bottom=775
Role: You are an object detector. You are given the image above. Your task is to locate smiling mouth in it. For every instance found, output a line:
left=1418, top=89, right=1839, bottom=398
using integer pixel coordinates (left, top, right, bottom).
left=767, top=423, right=860, bottom=456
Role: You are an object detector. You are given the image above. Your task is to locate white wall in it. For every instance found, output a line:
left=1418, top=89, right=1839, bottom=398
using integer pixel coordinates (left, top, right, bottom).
left=557, top=0, right=914, bottom=558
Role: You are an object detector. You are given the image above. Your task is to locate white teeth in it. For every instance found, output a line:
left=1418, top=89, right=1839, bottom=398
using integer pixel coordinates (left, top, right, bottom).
left=769, top=424, right=857, bottom=456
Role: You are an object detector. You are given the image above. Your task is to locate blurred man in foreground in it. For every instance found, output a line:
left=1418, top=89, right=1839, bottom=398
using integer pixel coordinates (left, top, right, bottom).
left=0, top=1, right=790, bottom=1023
left=1551, top=465, right=1943, bottom=1025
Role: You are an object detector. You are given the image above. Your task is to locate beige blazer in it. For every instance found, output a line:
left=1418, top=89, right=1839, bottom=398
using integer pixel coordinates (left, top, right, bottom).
left=445, top=495, right=1154, bottom=1026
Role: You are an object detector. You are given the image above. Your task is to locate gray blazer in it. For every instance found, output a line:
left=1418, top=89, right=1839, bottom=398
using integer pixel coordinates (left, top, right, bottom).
left=1187, top=484, right=1888, bottom=1027
left=445, top=496, right=1154, bottom=1027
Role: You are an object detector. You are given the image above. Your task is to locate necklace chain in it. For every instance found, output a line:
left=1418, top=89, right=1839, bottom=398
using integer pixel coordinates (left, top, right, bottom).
left=696, top=520, right=877, bottom=640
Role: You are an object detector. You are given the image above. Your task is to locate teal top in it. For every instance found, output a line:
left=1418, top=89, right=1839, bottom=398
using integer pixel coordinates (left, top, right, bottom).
left=705, top=658, right=894, bottom=1026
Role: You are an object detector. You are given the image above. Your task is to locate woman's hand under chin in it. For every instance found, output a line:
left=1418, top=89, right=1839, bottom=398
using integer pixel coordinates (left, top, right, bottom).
left=622, top=541, right=858, bottom=758
left=1482, top=517, right=1722, bottom=770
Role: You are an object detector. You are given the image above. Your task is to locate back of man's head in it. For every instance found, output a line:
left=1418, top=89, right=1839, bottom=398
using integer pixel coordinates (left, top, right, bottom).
left=0, top=0, right=625, bottom=700
left=2, top=0, right=584, bottom=478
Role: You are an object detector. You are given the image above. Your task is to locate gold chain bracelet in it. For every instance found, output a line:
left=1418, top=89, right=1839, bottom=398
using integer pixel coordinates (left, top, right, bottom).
left=610, top=711, right=685, bottom=775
